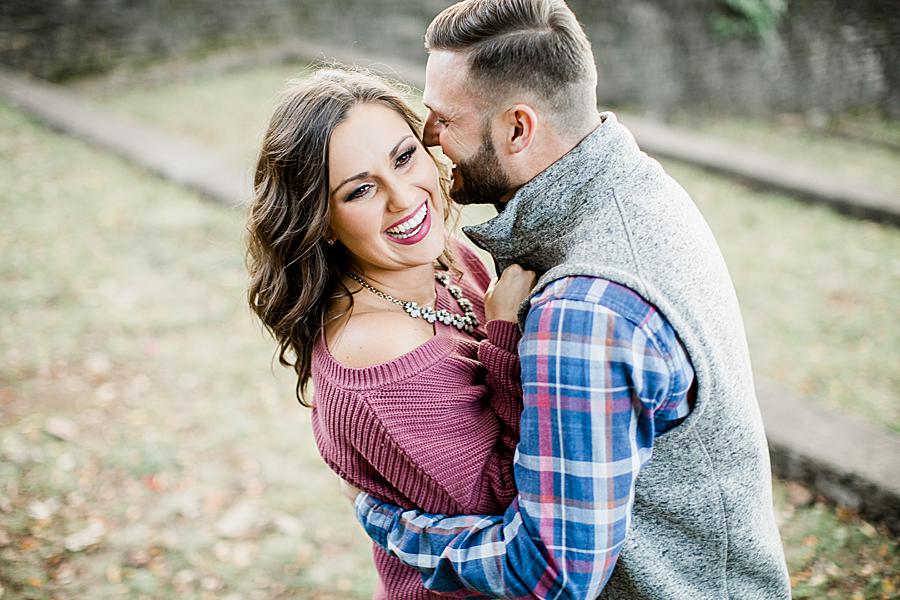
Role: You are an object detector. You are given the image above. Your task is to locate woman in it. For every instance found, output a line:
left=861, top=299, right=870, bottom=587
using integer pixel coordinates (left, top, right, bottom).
left=246, top=68, right=534, bottom=599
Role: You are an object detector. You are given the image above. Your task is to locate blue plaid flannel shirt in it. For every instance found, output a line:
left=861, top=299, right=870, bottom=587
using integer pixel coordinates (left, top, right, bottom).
left=355, top=276, right=694, bottom=598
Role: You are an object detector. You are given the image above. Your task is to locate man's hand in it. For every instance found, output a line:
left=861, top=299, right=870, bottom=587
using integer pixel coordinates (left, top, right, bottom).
left=340, top=478, right=363, bottom=505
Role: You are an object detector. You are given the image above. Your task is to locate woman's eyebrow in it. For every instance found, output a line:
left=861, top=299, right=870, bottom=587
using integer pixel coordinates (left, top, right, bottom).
left=331, top=135, right=415, bottom=195
left=332, top=171, right=369, bottom=194
left=389, top=135, right=414, bottom=158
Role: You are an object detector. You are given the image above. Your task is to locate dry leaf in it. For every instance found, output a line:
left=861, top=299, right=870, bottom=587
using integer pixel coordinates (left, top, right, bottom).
left=64, top=520, right=106, bottom=552
left=44, top=417, right=79, bottom=442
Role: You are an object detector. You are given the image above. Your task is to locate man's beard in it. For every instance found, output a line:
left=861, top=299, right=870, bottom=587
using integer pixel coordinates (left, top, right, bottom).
left=449, top=133, right=512, bottom=206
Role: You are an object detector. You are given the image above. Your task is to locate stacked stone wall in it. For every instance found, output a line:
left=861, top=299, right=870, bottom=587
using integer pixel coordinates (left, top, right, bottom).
left=1, top=0, right=896, bottom=118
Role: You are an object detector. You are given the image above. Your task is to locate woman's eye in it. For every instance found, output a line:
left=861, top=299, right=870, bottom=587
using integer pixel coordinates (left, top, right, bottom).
left=395, top=146, right=416, bottom=167
left=347, top=184, right=373, bottom=201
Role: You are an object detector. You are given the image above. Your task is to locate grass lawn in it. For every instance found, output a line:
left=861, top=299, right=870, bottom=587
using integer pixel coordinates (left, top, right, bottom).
left=75, top=61, right=900, bottom=432
left=0, top=104, right=375, bottom=599
left=664, top=110, right=900, bottom=197
left=1, top=96, right=898, bottom=598
left=75, top=63, right=310, bottom=167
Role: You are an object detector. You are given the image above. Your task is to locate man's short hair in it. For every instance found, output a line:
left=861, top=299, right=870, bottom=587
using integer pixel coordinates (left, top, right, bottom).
left=425, top=0, right=597, bottom=131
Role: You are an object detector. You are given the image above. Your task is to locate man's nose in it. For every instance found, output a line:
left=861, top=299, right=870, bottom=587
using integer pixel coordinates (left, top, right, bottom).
left=423, top=111, right=441, bottom=147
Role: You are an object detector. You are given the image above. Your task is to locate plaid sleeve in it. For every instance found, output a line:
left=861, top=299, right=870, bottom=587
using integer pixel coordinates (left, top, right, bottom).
left=356, top=277, right=692, bottom=599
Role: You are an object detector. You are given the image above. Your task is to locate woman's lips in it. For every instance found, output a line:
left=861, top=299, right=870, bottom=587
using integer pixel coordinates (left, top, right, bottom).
left=384, top=202, right=431, bottom=245
left=386, top=201, right=427, bottom=232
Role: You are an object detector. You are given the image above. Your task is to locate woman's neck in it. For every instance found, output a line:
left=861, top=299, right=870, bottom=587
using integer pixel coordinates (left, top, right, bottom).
left=353, top=263, right=437, bottom=308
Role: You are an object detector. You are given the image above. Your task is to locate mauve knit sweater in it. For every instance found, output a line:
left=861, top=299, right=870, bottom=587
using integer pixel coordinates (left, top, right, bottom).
left=310, top=243, right=522, bottom=599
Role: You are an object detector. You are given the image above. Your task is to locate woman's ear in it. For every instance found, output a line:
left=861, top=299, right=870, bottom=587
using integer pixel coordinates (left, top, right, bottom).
left=503, top=103, right=538, bottom=155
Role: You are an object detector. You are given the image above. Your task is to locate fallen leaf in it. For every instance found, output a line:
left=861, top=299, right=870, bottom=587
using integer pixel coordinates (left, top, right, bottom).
left=44, top=417, right=79, bottom=442
left=19, top=537, right=39, bottom=552
left=230, top=541, right=256, bottom=568
left=143, top=474, right=164, bottom=492
left=84, top=353, right=112, bottom=377
left=53, top=563, right=75, bottom=585
left=94, top=382, right=117, bottom=404
left=125, top=549, right=151, bottom=568
left=64, top=520, right=106, bottom=552
left=836, top=506, right=856, bottom=522
left=784, top=481, right=814, bottom=507
left=106, top=564, right=122, bottom=583
left=172, top=491, right=201, bottom=519
left=216, top=500, right=264, bottom=539
left=808, top=571, right=827, bottom=586
left=200, top=576, right=222, bottom=591
left=859, top=521, right=877, bottom=539
left=173, top=569, right=196, bottom=587
left=27, top=498, right=61, bottom=521
left=271, top=511, right=303, bottom=536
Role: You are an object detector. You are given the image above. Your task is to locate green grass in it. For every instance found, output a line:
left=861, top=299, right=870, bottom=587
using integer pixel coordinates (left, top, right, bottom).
left=73, top=62, right=900, bottom=432
left=667, top=161, right=900, bottom=430
left=1, top=99, right=899, bottom=598
left=77, top=62, right=313, bottom=167
left=0, top=104, right=375, bottom=599
left=663, top=110, right=900, bottom=196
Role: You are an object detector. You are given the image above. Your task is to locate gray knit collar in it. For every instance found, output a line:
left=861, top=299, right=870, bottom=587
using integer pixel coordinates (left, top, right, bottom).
left=463, top=111, right=642, bottom=273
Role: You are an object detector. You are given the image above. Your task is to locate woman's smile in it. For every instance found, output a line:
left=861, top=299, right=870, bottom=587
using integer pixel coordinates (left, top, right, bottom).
left=384, top=201, right=432, bottom=244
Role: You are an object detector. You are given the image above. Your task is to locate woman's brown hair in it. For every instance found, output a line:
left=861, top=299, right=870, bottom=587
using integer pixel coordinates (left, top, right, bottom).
left=246, top=67, right=455, bottom=406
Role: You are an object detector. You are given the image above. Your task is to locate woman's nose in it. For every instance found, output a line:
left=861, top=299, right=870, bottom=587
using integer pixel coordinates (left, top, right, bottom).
left=384, top=180, right=420, bottom=212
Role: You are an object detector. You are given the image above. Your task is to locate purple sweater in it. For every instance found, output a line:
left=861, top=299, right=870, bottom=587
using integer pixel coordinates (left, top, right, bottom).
left=310, top=243, right=522, bottom=599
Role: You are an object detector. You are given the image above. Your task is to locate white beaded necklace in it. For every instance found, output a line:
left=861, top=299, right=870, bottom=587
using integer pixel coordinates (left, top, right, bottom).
left=347, top=271, right=479, bottom=333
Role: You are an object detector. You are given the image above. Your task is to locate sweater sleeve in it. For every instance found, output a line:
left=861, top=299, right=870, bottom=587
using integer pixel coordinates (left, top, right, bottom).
left=478, top=319, right=523, bottom=443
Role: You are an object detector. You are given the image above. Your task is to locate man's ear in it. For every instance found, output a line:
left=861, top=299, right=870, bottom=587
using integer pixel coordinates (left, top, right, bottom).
left=502, top=103, right=538, bottom=154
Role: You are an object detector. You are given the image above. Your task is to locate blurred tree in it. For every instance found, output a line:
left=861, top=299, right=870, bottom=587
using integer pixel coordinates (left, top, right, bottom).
left=711, top=0, right=788, bottom=40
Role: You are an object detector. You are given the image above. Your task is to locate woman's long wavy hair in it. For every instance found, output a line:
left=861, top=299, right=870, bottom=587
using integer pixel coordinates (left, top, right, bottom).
left=246, top=67, right=456, bottom=406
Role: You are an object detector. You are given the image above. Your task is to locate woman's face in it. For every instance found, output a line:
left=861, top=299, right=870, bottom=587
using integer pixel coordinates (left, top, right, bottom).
left=327, top=102, right=445, bottom=276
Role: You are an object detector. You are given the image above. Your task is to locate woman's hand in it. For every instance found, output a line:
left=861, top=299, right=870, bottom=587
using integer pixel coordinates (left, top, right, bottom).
left=484, top=264, right=537, bottom=323
left=339, top=478, right=363, bottom=505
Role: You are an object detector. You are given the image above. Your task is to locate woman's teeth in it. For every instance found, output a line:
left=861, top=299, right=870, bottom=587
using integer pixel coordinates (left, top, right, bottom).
left=386, top=204, right=428, bottom=238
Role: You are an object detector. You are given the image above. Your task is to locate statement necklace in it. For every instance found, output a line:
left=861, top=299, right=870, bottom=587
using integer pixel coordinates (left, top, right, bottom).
left=347, top=271, right=479, bottom=333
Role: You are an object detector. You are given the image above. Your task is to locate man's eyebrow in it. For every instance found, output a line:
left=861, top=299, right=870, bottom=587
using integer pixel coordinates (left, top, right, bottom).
left=423, top=100, right=446, bottom=118
left=331, top=135, right=414, bottom=195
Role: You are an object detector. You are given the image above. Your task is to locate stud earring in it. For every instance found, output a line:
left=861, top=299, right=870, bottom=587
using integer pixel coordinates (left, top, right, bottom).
left=325, top=238, right=335, bottom=246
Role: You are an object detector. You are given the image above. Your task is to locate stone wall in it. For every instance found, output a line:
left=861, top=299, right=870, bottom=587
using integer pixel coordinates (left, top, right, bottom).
left=1, top=0, right=896, bottom=118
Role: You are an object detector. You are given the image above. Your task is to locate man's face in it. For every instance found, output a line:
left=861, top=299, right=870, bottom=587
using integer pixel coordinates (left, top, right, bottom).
left=423, top=51, right=513, bottom=206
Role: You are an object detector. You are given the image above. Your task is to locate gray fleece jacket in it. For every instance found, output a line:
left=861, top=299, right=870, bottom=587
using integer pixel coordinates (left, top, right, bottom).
left=464, top=112, right=791, bottom=599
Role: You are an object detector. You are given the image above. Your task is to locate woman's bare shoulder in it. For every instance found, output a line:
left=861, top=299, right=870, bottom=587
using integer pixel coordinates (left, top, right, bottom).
left=325, top=309, right=435, bottom=368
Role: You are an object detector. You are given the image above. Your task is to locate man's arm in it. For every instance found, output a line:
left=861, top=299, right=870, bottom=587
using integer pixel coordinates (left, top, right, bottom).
left=354, top=279, right=689, bottom=598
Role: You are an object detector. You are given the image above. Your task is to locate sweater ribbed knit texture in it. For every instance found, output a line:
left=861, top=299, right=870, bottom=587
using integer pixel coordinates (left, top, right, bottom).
left=311, top=242, right=522, bottom=599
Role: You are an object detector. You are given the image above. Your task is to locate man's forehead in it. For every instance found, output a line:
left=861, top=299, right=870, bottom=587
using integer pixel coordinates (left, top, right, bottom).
left=424, top=50, right=470, bottom=114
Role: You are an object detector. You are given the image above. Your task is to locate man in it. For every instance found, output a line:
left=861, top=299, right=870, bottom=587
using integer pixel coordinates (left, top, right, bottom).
left=346, top=0, right=792, bottom=597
